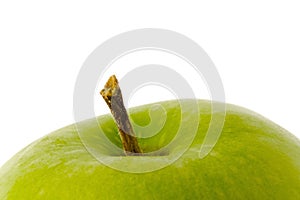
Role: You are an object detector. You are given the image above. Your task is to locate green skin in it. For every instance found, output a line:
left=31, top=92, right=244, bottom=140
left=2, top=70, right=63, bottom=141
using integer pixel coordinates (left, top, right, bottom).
left=0, top=100, right=299, bottom=199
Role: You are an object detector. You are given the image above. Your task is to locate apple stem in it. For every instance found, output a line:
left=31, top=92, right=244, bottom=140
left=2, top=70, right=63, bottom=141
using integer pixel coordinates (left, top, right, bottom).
left=100, top=75, right=143, bottom=155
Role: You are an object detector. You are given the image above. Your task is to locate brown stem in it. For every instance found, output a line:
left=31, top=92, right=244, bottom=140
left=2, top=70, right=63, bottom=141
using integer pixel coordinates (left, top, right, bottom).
left=100, top=75, right=142, bottom=155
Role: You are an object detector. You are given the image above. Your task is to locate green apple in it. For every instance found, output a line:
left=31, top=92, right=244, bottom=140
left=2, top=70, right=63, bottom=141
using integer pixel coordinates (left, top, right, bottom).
left=0, top=99, right=299, bottom=199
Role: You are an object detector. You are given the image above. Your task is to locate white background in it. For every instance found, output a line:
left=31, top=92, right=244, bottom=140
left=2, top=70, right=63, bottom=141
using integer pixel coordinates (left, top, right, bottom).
left=0, top=1, right=299, bottom=167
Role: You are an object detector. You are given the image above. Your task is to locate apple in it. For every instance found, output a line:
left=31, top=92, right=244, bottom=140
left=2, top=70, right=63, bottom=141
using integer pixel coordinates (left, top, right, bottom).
left=0, top=99, right=299, bottom=199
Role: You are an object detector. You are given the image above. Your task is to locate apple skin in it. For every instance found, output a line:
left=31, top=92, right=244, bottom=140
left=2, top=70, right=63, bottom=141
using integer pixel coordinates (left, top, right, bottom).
left=0, top=100, right=299, bottom=199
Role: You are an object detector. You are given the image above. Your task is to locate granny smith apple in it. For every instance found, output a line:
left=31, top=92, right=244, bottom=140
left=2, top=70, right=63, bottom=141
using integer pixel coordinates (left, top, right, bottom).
left=0, top=99, right=299, bottom=199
